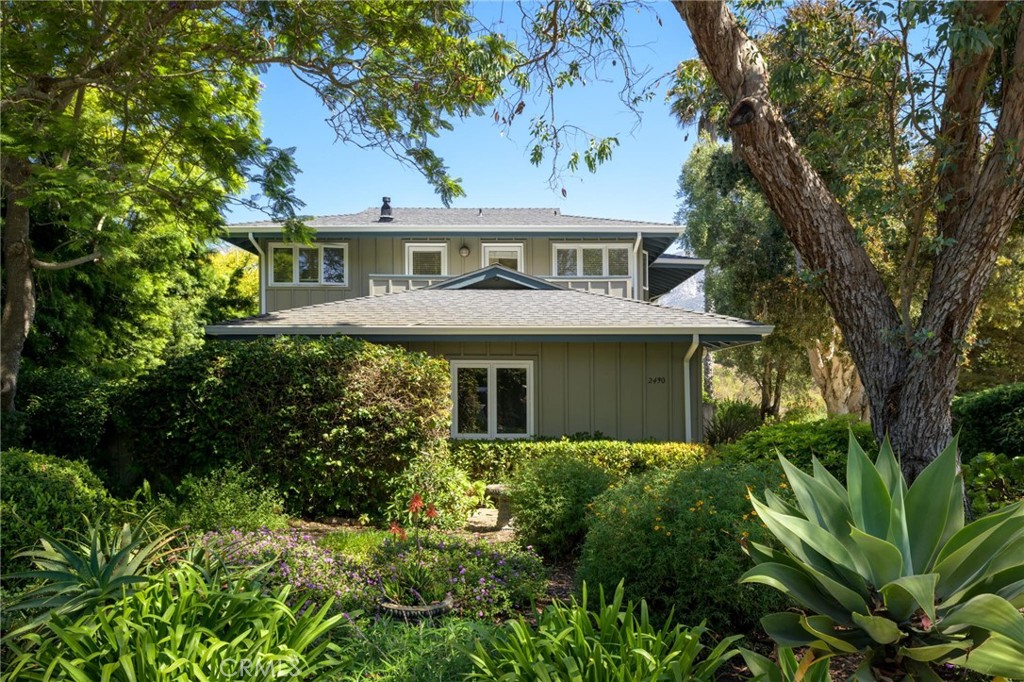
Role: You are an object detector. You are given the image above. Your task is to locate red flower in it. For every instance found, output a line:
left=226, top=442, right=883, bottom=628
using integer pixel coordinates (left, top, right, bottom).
left=426, top=504, right=438, bottom=519
left=409, top=493, right=425, bottom=515
left=389, top=521, right=407, bottom=540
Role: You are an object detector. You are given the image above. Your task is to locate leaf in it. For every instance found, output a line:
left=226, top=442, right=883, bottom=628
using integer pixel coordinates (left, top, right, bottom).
left=880, top=574, right=939, bottom=623
left=904, top=437, right=959, bottom=572
left=948, top=633, right=1024, bottom=678
left=898, top=642, right=971, bottom=662
left=759, top=612, right=822, bottom=648
left=847, top=526, right=903, bottom=588
left=938, top=594, right=1024, bottom=643
left=742, top=564, right=852, bottom=624
left=847, top=433, right=891, bottom=538
left=851, top=612, right=903, bottom=644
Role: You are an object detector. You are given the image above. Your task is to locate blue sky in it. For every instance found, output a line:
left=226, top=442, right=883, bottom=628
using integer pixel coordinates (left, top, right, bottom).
left=227, top=2, right=701, bottom=226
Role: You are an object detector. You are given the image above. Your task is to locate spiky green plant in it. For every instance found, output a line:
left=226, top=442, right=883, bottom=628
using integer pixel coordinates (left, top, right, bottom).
left=743, top=435, right=1024, bottom=680
left=739, top=647, right=832, bottom=682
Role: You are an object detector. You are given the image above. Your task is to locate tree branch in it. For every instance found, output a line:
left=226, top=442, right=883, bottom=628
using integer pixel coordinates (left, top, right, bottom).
left=31, top=252, right=102, bottom=271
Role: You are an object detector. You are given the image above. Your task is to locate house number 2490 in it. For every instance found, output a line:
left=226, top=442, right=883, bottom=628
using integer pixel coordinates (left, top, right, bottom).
left=647, top=376, right=666, bottom=384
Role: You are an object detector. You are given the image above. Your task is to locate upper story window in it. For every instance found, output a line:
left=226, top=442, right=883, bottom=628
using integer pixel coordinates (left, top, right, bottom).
left=552, top=243, right=632, bottom=277
left=482, top=243, right=523, bottom=271
left=405, top=243, right=448, bottom=276
left=269, top=242, right=348, bottom=286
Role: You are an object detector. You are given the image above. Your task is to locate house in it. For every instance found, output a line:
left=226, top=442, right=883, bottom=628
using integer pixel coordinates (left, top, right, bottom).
left=209, top=199, right=772, bottom=443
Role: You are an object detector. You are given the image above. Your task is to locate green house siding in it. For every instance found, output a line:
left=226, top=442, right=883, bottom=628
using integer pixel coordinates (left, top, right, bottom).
left=401, top=340, right=705, bottom=443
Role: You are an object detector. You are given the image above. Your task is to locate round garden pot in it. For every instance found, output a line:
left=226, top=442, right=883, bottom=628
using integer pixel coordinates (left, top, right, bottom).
left=380, top=594, right=455, bottom=621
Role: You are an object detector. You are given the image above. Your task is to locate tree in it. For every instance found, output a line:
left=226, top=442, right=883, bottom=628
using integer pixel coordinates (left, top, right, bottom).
left=1, top=1, right=511, bottom=410
left=673, top=0, right=1024, bottom=479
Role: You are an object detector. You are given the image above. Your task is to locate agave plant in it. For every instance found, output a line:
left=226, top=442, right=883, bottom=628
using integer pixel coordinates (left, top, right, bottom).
left=743, top=435, right=1024, bottom=680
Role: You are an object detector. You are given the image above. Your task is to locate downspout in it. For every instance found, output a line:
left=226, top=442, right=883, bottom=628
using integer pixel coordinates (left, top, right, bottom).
left=248, top=232, right=266, bottom=315
left=683, top=334, right=700, bottom=442
left=632, top=232, right=642, bottom=299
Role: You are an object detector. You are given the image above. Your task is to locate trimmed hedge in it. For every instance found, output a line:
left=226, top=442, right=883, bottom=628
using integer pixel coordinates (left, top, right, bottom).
left=716, top=416, right=876, bottom=477
left=449, top=438, right=710, bottom=483
left=0, top=449, right=118, bottom=575
left=116, top=337, right=451, bottom=518
left=952, top=383, right=1024, bottom=461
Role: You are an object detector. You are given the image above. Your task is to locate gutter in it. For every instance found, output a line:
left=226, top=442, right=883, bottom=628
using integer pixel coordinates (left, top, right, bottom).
left=632, top=231, right=642, bottom=299
left=683, top=334, right=700, bottom=442
left=248, top=232, right=266, bottom=315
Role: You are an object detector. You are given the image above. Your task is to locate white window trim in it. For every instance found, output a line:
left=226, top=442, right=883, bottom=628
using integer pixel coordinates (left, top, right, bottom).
left=268, top=242, right=349, bottom=287
left=551, top=242, right=633, bottom=278
left=481, top=242, right=524, bottom=271
left=405, top=242, right=449, bottom=276
left=642, top=249, right=650, bottom=294
left=450, top=359, right=534, bottom=439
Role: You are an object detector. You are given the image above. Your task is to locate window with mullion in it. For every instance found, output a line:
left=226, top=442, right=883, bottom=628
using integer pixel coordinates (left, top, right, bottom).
left=268, top=243, right=348, bottom=286
left=451, top=361, right=532, bottom=438
left=553, top=244, right=632, bottom=278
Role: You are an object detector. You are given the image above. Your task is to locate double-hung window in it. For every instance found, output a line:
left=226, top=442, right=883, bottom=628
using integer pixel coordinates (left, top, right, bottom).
left=482, top=243, right=523, bottom=271
left=269, top=242, right=348, bottom=286
left=451, top=360, right=533, bottom=438
left=405, top=243, right=448, bottom=276
left=552, top=243, right=632, bottom=277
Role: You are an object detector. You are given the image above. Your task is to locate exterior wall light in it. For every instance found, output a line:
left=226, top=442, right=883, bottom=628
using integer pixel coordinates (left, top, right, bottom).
left=459, top=245, right=471, bottom=257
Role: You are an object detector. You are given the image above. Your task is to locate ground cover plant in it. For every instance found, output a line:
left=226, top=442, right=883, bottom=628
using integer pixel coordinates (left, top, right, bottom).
left=160, top=464, right=289, bottom=532
left=744, top=435, right=1024, bottom=679
left=577, top=461, right=791, bottom=635
left=962, top=452, right=1024, bottom=516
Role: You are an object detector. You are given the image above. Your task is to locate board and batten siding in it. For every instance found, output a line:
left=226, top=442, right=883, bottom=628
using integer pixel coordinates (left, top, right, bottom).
left=401, top=340, right=705, bottom=443
left=259, top=237, right=638, bottom=312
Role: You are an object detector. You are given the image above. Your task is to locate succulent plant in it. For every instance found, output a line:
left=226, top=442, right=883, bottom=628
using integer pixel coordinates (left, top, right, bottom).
left=743, top=435, right=1024, bottom=680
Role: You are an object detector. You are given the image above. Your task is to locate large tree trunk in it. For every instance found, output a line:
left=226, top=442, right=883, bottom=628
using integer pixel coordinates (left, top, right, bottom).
left=1, top=158, right=36, bottom=412
left=806, top=335, right=869, bottom=420
left=674, top=1, right=1024, bottom=481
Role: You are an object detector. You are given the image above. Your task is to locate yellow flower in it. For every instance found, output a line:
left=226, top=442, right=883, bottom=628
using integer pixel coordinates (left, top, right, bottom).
left=666, top=531, right=672, bottom=536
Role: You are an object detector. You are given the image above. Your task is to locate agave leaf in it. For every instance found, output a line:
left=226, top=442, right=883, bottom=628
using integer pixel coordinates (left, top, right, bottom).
left=847, top=527, right=903, bottom=589
left=880, top=574, right=939, bottom=623
left=800, top=615, right=863, bottom=653
left=750, top=496, right=860, bottom=576
left=937, top=593, right=1024, bottom=643
left=934, top=500, right=1024, bottom=566
left=874, top=437, right=905, bottom=497
left=898, top=641, right=971, bottom=662
left=904, top=437, right=960, bottom=573
left=851, top=612, right=903, bottom=644
left=933, top=514, right=1024, bottom=599
left=942, top=564, right=1024, bottom=610
left=846, top=657, right=876, bottom=682
left=947, top=633, right=1024, bottom=678
left=738, top=648, right=784, bottom=682
left=812, top=457, right=848, bottom=499
left=741, top=564, right=853, bottom=624
left=760, top=612, right=824, bottom=648
left=847, top=434, right=891, bottom=538
left=779, top=455, right=853, bottom=539
left=886, top=475, right=914, bottom=575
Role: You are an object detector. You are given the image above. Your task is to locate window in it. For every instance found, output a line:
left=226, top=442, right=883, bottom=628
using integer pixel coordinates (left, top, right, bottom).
left=269, top=243, right=348, bottom=286
left=482, top=243, right=523, bottom=271
left=451, top=360, right=533, bottom=438
left=405, top=243, right=448, bottom=276
left=552, top=244, right=632, bottom=277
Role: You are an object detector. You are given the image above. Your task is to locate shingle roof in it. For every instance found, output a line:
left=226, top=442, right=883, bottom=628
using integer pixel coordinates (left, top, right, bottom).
left=229, top=207, right=676, bottom=229
left=206, top=288, right=772, bottom=347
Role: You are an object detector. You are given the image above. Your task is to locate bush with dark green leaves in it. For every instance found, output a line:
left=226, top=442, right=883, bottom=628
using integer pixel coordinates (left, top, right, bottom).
left=963, top=452, right=1024, bottom=516
left=0, top=449, right=118, bottom=575
left=952, top=382, right=1024, bottom=461
left=162, top=465, right=288, bottom=532
left=509, top=455, right=615, bottom=560
left=450, top=438, right=709, bottom=483
left=704, top=398, right=762, bottom=446
left=576, top=462, right=791, bottom=634
left=716, top=415, right=875, bottom=478
left=116, top=337, right=450, bottom=518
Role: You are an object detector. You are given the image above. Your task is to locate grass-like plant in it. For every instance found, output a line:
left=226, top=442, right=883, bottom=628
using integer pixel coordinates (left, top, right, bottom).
left=743, top=434, right=1024, bottom=679
left=467, top=581, right=739, bottom=682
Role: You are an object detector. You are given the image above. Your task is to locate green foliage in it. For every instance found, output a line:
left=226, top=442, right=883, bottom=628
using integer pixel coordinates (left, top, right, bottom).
left=577, top=463, right=790, bottom=634
left=717, top=416, right=876, bottom=478
left=1, top=562, right=347, bottom=682
left=952, top=382, right=1024, bottom=461
left=963, top=453, right=1024, bottom=516
left=739, top=648, right=832, bottom=682
left=744, top=435, right=1024, bottom=679
left=705, top=398, right=763, bottom=446
left=468, top=581, right=740, bottom=682
left=386, top=451, right=480, bottom=531
left=163, top=465, right=288, bottom=532
left=0, top=449, right=117, bottom=576
left=4, top=512, right=177, bottom=632
left=449, top=437, right=709, bottom=483
left=509, top=455, right=615, bottom=560
left=318, top=529, right=390, bottom=563
left=116, top=337, right=450, bottom=518
left=201, top=247, right=259, bottom=322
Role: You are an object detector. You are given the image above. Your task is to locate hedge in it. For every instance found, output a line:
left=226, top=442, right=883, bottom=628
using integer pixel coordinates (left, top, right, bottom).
left=952, top=383, right=1023, bottom=461
left=448, top=438, right=710, bottom=483
left=115, top=337, right=451, bottom=518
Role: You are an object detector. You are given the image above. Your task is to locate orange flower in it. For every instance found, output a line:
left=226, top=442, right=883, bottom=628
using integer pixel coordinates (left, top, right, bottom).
left=389, top=521, right=407, bottom=540
left=426, top=503, right=439, bottom=519
left=409, top=493, right=425, bottom=514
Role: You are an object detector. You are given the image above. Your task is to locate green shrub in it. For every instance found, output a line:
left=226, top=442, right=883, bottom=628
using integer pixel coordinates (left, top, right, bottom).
left=953, top=382, right=1024, bottom=461
left=2, top=562, right=347, bottom=681
left=163, top=465, right=288, bottom=532
left=467, top=581, right=740, bottom=682
left=717, top=415, right=875, bottom=477
left=963, top=452, right=1024, bottom=516
left=385, top=450, right=482, bottom=531
left=704, top=399, right=762, bottom=445
left=0, top=449, right=118, bottom=576
left=319, top=529, right=390, bottom=562
left=510, top=455, right=616, bottom=560
left=577, top=462, right=791, bottom=634
left=115, top=336, right=451, bottom=518
left=450, top=438, right=709, bottom=483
